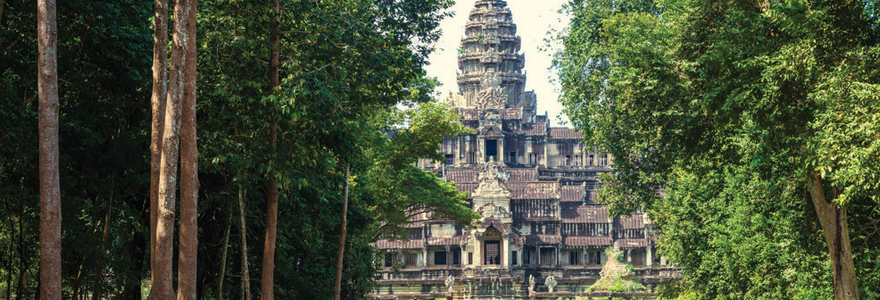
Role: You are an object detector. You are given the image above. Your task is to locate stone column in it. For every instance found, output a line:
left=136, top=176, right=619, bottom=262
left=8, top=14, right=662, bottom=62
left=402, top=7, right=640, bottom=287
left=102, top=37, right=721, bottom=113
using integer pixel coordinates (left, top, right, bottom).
left=502, top=236, right=509, bottom=268
left=461, top=247, right=466, bottom=266
left=583, top=246, right=587, bottom=266
left=626, top=249, right=632, bottom=264
left=465, top=136, right=472, bottom=164
left=525, top=140, right=533, bottom=165
left=474, top=233, right=482, bottom=267
left=535, top=245, right=540, bottom=266
left=517, top=246, right=523, bottom=266
left=423, top=247, right=429, bottom=268
left=542, top=141, right=549, bottom=166
left=445, top=245, right=452, bottom=269
left=556, top=245, right=561, bottom=267
left=498, top=138, right=505, bottom=166
left=647, top=245, right=653, bottom=267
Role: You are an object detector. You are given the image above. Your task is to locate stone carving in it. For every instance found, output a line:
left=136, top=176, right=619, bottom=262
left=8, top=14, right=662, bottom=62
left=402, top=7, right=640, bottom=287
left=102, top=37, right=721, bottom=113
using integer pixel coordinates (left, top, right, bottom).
left=480, top=110, right=501, bottom=126
left=471, top=161, right=510, bottom=200
left=476, top=85, right=505, bottom=110
left=445, top=275, right=455, bottom=294
left=544, top=276, right=557, bottom=293
left=475, top=203, right=512, bottom=219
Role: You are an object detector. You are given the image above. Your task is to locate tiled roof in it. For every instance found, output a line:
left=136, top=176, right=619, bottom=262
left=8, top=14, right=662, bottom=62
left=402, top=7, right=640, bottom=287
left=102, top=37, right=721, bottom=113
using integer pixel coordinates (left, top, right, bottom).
left=518, top=122, right=546, bottom=136
left=614, top=214, right=644, bottom=230
left=549, top=127, right=582, bottom=139
left=560, top=184, right=586, bottom=202
left=509, top=182, right=558, bottom=199
left=446, top=169, right=479, bottom=183
left=375, top=239, right=423, bottom=250
left=561, top=205, right=610, bottom=223
left=507, top=168, right=537, bottom=182
left=563, top=236, right=611, bottom=247
left=455, top=183, right=479, bottom=197
left=426, top=236, right=462, bottom=246
left=616, top=238, right=649, bottom=249
left=501, top=108, right=522, bottom=119
left=524, top=234, right=561, bottom=245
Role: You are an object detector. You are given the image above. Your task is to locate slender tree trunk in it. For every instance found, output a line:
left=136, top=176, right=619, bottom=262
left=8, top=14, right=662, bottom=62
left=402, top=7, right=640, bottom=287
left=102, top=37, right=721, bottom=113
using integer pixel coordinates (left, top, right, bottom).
left=217, top=209, right=231, bottom=300
left=149, top=0, right=169, bottom=296
left=0, top=0, right=5, bottom=28
left=333, top=165, right=350, bottom=300
left=155, top=0, right=189, bottom=296
left=238, top=186, right=250, bottom=300
left=177, top=0, right=198, bottom=297
left=15, top=217, right=24, bottom=300
left=7, top=216, right=14, bottom=300
left=809, top=175, right=860, bottom=300
left=92, top=180, right=114, bottom=300
left=37, top=0, right=61, bottom=297
left=260, top=1, right=281, bottom=298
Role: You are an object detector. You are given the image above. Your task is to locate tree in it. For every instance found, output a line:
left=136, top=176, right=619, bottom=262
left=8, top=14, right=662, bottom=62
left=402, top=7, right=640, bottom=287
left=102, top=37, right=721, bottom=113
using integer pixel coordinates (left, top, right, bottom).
left=260, top=0, right=281, bottom=297
left=333, top=165, right=350, bottom=300
left=37, top=0, right=60, bottom=298
left=554, top=0, right=880, bottom=298
left=178, top=0, right=199, bottom=297
left=148, top=0, right=168, bottom=295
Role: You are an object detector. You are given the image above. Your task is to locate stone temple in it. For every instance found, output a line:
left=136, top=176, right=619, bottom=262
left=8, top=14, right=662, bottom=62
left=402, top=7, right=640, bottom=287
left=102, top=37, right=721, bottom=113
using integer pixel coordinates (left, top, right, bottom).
left=372, top=1, right=679, bottom=299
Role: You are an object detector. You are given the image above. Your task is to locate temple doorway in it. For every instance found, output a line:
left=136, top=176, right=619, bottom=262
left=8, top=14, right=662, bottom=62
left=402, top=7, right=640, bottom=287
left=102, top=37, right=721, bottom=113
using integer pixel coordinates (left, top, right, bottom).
left=485, top=139, right=497, bottom=162
left=482, top=227, right=502, bottom=265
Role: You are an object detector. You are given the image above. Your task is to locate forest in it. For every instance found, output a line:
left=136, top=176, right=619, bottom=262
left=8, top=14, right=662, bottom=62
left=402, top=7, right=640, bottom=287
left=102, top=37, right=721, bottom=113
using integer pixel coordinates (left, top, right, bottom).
left=4, top=0, right=880, bottom=299
left=2, top=0, right=479, bottom=299
left=554, top=0, right=880, bottom=299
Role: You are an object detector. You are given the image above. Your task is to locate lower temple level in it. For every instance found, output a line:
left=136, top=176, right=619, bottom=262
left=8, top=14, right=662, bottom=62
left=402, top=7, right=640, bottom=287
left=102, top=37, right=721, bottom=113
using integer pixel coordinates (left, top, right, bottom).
left=371, top=266, right=680, bottom=300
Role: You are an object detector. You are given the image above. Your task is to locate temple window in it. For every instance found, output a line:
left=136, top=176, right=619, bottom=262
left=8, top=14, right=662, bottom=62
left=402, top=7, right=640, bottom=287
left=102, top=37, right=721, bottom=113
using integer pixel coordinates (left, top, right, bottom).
left=435, top=251, right=447, bottom=265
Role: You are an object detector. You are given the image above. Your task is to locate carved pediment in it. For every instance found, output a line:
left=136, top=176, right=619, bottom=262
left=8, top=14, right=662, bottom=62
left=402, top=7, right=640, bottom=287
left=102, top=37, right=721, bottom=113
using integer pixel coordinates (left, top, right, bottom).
left=475, top=203, right=512, bottom=220
left=471, top=161, right=510, bottom=199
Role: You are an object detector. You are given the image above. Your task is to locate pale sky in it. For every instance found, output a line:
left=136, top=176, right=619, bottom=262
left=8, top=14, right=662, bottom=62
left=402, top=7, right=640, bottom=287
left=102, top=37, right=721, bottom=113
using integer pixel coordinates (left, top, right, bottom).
left=425, top=0, right=572, bottom=126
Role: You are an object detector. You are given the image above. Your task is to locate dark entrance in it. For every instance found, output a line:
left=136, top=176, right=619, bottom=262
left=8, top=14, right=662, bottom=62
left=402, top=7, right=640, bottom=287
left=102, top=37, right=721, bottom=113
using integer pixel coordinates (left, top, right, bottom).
left=484, top=241, right=500, bottom=265
left=485, top=139, right=497, bottom=162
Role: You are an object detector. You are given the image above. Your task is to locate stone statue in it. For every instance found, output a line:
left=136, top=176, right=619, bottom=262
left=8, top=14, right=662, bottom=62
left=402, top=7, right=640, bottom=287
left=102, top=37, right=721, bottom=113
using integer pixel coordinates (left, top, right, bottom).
left=445, top=275, right=455, bottom=294
left=544, top=276, right=557, bottom=293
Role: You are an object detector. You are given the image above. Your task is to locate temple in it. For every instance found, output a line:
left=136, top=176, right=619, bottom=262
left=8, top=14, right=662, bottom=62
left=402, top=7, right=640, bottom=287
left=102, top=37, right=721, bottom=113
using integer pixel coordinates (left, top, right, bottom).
left=372, top=1, right=678, bottom=299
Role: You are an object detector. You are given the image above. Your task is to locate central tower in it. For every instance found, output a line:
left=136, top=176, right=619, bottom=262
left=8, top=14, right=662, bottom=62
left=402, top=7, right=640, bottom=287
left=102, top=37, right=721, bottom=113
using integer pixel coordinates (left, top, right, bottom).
left=452, top=0, right=534, bottom=111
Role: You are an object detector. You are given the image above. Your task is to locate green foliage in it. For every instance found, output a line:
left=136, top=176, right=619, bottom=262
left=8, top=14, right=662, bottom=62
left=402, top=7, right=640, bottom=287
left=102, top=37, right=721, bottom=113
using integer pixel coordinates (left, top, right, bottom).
left=2, top=0, right=466, bottom=299
left=1, top=0, right=153, bottom=297
left=555, top=0, right=880, bottom=298
left=197, top=0, right=466, bottom=298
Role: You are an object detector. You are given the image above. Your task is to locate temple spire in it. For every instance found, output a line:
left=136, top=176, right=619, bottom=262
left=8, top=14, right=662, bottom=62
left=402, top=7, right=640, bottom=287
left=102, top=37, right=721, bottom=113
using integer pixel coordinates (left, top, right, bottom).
left=454, top=0, right=525, bottom=109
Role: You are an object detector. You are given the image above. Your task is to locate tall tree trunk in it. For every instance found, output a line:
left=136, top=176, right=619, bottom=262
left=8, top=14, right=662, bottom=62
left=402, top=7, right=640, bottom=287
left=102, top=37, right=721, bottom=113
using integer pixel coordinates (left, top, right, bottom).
left=333, top=165, right=350, bottom=300
left=92, top=180, right=115, bottom=300
left=217, top=208, right=231, bottom=300
left=177, top=0, right=198, bottom=297
left=238, top=185, right=250, bottom=300
left=809, top=175, right=860, bottom=300
left=155, top=0, right=189, bottom=296
left=149, top=0, right=169, bottom=297
left=260, top=1, right=280, bottom=298
left=15, top=217, right=24, bottom=300
left=7, top=216, right=14, bottom=300
left=37, top=0, right=61, bottom=297
left=0, top=0, right=5, bottom=28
